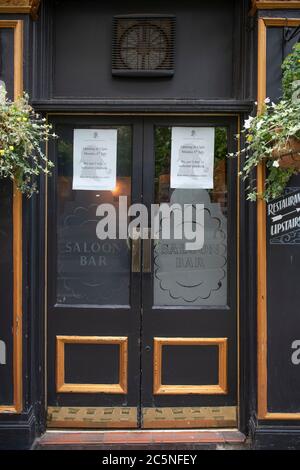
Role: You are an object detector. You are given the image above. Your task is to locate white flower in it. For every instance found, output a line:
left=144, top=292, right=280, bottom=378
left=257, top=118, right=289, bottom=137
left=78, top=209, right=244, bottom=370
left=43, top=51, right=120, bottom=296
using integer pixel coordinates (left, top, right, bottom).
left=264, top=97, right=271, bottom=104
left=257, top=120, right=263, bottom=130
left=273, top=160, right=280, bottom=168
left=244, top=116, right=254, bottom=129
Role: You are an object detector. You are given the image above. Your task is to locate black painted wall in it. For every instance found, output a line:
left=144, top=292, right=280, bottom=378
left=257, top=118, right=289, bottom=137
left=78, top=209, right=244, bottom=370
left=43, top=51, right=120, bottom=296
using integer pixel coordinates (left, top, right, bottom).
left=0, top=0, right=257, bottom=449
left=0, top=181, right=14, bottom=406
left=0, top=13, right=42, bottom=451
left=267, top=26, right=300, bottom=102
left=34, top=0, right=249, bottom=102
left=251, top=16, right=300, bottom=450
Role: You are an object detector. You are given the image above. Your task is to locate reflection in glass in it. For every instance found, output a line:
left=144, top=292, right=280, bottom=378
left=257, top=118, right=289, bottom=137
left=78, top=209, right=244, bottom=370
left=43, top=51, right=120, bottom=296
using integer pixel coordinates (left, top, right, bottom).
left=154, top=126, right=228, bottom=307
left=55, top=125, right=132, bottom=306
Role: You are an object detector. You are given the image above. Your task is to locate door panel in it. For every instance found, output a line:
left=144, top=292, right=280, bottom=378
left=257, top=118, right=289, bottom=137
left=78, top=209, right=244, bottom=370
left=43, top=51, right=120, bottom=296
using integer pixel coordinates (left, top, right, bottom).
left=141, top=117, right=238, bottom=428
left=56, top=124, right=132, bottom=306
left=47, top=115, right=238, bottom=429
left=153, top=125, right=228, bottom=307
left=47, top=116, right=143, bottom=428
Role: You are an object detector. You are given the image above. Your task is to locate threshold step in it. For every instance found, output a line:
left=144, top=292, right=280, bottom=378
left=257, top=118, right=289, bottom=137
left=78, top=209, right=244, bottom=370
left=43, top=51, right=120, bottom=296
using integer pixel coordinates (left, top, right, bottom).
left=34, top=430, right=247, bottom=450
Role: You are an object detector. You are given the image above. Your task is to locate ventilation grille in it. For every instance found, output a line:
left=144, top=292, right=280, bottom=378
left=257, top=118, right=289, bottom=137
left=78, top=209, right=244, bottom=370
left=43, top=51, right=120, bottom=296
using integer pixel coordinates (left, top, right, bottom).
left=112, top=15, right=176, bottom=77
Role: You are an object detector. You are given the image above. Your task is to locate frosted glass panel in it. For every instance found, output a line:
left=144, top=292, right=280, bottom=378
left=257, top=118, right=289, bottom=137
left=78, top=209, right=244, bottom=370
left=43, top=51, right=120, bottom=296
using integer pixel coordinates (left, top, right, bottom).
left=56, top=125, right=132, bottom=306
left=154, top=127, right=228, bottom=307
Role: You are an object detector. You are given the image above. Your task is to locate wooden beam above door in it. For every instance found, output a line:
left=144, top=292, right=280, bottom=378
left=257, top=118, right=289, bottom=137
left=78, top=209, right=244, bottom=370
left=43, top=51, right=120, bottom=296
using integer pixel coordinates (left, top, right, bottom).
left=0, top=0, right=41, bottom=19
left=250, top=0, right=300, bottom=16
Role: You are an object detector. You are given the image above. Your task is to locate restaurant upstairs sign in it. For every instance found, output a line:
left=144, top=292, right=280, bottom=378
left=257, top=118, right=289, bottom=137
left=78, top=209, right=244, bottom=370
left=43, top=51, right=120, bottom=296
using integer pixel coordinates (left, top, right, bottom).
left=268, top=189, right=300, bottom=244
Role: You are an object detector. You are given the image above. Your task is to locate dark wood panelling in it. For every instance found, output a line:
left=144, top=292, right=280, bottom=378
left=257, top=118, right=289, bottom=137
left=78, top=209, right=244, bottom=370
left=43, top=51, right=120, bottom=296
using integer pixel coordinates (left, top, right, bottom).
left=267, top=26, right=300, bottom=102
left=161, top=345, right=219, bottom=386
left=0, top=181, right=14, bottom=405
left=64, top=343, right=120, bottom=385
left=266, top=175, right=300, bottom=414
left=0, top=28, right=14, bottom=98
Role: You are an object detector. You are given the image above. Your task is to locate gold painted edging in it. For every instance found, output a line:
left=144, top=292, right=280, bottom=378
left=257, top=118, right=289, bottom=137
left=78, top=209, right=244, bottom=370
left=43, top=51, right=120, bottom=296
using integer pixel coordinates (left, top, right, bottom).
left=236, top=114, right=241, bottom=428
left=257, top=17, right=300, bottom=421
left=0, top=0, right=41, bottom=19
left=250, top=1, right=300, bottom=15
left=153, top=337, right=228, bottom=395
left=0, top=20, right=23, bottom=415
left=56, top=336, right=128, bottom=394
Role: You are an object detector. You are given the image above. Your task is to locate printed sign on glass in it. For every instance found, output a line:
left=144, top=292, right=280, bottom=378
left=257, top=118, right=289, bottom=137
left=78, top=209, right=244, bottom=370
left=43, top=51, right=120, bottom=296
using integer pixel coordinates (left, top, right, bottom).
left=170, top=127, right=215, bottom=189
left=57, top=201, right=131, bottom=306
left=73, top=129, right=117, bottom=191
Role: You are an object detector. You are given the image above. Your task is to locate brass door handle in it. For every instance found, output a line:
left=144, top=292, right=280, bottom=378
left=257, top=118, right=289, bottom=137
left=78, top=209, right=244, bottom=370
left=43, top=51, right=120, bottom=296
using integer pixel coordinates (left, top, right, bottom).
left=143, top=229, right=152, bottom=273
left=131, top=228, right=141, bottom=273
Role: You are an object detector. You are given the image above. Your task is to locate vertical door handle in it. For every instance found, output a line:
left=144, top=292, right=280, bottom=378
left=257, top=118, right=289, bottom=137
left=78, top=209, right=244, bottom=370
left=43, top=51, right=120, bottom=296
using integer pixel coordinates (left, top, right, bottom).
left=143, top=229, right=152, bottom=273
left=131, top=228, right=141, bottom=273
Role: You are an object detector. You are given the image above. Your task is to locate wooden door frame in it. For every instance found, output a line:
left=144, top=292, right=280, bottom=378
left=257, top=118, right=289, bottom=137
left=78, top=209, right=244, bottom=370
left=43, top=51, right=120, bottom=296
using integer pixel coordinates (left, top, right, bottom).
left=257, top=16, right=300, bottom=421
left=0, top=19, right=23, bottom=415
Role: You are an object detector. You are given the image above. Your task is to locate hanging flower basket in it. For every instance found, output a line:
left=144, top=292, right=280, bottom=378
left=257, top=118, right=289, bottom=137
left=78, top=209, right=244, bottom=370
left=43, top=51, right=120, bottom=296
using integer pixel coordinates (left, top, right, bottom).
left=0, top=92, right=57, bottom=196
left=272, top=137, right=300, bottom=169
left=229, top=42, right=300, bottom=202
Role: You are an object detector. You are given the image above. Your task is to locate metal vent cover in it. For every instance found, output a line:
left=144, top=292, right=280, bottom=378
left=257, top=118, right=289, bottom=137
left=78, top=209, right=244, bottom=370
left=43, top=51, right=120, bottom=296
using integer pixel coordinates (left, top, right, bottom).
left=112, top=15, right=175, bottom=77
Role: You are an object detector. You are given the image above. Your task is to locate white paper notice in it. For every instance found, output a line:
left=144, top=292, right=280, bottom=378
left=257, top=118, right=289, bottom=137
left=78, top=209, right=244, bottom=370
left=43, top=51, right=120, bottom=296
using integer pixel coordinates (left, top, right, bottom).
left=170, top=127, right=215, bottom=189
left=72, top=129, right=118, bottom=191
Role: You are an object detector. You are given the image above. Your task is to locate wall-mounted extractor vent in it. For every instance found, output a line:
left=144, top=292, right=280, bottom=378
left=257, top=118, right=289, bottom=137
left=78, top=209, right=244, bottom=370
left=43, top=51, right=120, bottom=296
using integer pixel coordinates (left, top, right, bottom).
left=112, top=15, right=176, bottom=77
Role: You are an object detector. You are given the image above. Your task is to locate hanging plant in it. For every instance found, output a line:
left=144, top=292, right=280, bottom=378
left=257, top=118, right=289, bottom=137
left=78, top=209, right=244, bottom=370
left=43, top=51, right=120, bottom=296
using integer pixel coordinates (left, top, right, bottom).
left=231, top=42, right=300, bottom=202
left=0, top=91, right=56, bottom=197
left=282, top=42, right=300, bottom=101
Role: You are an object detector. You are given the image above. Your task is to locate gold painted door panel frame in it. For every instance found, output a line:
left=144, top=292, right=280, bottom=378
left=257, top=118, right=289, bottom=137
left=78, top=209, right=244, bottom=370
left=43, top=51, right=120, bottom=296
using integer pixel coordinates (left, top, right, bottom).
left=0, top=20, right=23, bottom=415
left=257, top=17, right=300, bottom=421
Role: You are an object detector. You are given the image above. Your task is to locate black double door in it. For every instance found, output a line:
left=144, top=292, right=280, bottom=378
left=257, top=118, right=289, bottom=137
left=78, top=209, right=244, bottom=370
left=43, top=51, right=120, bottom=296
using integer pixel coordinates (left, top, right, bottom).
left=47, top=115, right=238, bottom=429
